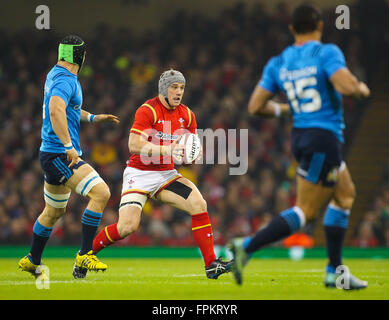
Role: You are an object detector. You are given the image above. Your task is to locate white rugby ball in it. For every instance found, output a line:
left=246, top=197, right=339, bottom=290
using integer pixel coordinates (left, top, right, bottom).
left=178, top=133, right=201, bottom=164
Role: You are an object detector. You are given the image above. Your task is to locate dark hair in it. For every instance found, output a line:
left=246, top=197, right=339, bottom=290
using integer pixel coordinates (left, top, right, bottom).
left=291, top=3, right=322, bottom=34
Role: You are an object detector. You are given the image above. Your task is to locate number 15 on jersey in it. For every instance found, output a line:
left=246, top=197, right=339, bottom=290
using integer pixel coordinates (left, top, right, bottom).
left=283, top=76, right=322, bottom=113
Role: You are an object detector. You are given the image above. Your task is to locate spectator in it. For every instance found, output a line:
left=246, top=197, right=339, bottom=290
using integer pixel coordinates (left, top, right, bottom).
left=352, top=222, right=379, bottom=248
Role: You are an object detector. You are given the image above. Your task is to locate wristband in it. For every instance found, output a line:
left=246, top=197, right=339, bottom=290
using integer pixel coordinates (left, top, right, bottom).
left=64, top=142, right=73, bottom=151
left=273, top=103, right=281, bottom=118
left=88, top=114, right=96, bottom=123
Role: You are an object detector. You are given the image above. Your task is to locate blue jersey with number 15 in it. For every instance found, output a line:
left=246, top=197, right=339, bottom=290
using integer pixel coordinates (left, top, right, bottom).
left=258, top=40, right=347, bottom=142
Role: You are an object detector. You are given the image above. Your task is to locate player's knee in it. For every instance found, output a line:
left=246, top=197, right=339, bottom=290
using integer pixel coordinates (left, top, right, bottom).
left=117, top=205, right=142, bottom=237
left=296, top=205, right=316, bottom=222
left=117, top=219, right=140, bottom=237
left=187, top=196, right=207, bottom=214
left=100, top=185, right=111, bottom=204
left=89, top=183, right=111, bottom=206
left=335, top=183, right=356, bottom=210
left=345, top=182, right=357, bottom=208
left=334, top=195, right=355, bottom=211
left=43, top=205, right=66, bottom=224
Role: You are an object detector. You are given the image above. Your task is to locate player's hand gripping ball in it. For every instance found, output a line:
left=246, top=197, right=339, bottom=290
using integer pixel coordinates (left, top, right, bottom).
left=177, top=133, right=202, bottom=165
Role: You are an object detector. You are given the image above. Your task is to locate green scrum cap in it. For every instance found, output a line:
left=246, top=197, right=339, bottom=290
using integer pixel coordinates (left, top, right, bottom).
left=58, top=35, right=86, bottom=73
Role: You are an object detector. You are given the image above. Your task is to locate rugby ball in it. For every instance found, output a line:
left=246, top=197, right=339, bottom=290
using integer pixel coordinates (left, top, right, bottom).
left=178, top=133, right=201, bottom=164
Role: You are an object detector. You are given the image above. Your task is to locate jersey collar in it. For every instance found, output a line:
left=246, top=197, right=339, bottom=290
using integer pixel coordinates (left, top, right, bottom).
left=294, top=40, right=321, bottom=47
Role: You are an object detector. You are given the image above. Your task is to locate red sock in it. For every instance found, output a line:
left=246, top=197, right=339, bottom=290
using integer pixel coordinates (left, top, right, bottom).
left=93, top=223, right=122, bottom=254
left=191, top=212, right=216, bottom=267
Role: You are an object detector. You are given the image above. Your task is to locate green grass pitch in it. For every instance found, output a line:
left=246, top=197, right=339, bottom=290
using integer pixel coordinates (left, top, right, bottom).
left=1, top=258, right=388, bottom=300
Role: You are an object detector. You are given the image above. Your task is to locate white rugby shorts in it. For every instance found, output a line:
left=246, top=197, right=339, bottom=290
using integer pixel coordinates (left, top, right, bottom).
left=120, top=167, right=181, bottom=209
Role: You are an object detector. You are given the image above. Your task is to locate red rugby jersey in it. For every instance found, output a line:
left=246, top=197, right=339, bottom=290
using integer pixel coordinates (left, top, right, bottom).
left=128, top=96, right=197, bottom=171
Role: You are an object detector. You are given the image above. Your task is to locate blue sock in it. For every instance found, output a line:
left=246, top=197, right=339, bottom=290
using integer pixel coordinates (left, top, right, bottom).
left=244, top=207, right=306, bottom=254
left=80, top=209, right=102, bottom=255
left=323, top=204, right=349, bottom=272
left=280, top=207, right=306, bottom=232
left=30, top=220, right=53, bottom=265
left=243, top=236, right=252, bottom=250
left=242, top=236, right=253, bottom=259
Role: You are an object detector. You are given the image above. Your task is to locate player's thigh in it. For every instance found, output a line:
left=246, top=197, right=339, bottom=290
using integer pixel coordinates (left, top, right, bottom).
left=65, top=161, right=97, bottom=189
left=331, top=164, right=356, bottom=210
left=41, top=182, right=71, bottom=222
left=292, top=128, right=341, bottom=219
left=156, top=177, right=207, bottom=214
left=296, top=176, right=334, bottom=220
left=65, top=161, right=110, bottom=202
left=44, top=180, right=71, bottom=195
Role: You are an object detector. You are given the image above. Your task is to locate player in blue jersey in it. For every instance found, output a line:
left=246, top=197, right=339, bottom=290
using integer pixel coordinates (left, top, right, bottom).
left=18, top=35, right=120, bottom=279
left=229, top=4, right=370, bottom=289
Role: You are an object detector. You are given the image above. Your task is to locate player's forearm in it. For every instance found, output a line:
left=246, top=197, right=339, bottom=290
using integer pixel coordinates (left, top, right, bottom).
left=248, top=99, right=264, bottom=116
left=331, top=68, right=369, bottom=98
left=335, top=75, right=360, bottom=97
left=255, top=101, right=289, bottom=117
left=248, top=86, right=278, bottom=116
left=81, top=109, right=96, bottom=122
left=338, top=81, right=367, bottom=99
left=80, top=109, right=90, bottom=121
left=128, top=134, right=168, bottom=156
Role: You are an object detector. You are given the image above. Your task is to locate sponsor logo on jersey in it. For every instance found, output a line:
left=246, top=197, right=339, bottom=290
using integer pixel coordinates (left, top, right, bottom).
left=155, top=132, right=180, bottom=141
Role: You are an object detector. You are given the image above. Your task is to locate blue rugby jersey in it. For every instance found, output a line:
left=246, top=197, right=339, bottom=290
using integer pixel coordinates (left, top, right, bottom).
left=258, top=41, right=346, bottom=142
left=40, top=65, right=83, bottom=155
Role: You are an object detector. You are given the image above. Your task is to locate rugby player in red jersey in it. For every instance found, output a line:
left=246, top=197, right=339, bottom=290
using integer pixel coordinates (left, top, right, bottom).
left=93, top=70, right=232, bottom=279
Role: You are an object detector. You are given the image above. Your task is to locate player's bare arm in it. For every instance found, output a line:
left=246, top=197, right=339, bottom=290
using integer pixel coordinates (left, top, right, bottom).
left=49, top=95, right=79, bottom=167
left=248, top=86, right=289, bottom=117
left=330, top=68, right=370, bottom=98
left=128, top=132, right=184, bottom=160
left=80, top=109, right=120, bottom=124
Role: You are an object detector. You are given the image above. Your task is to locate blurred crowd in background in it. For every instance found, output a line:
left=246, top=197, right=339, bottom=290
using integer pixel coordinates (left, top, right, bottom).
left=353, top=162, right=389, bottom=248
left=0, top=1, right=388, bottom=247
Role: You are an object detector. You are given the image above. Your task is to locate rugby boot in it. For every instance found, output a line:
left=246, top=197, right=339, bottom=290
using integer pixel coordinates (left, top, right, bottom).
left=18, top=254, right=46, bottom=279
left=73, top=250, right=107, bottom=279
left=324, top=270, right=368, bottom=290
left=205, top=257, right=233, bottom=279
left=228, top=238, right=250, bottom=285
